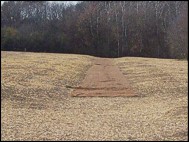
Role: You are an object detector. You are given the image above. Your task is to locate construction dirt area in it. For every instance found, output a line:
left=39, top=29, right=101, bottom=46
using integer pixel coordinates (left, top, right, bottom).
left=70, top=58, right=137, bottom=97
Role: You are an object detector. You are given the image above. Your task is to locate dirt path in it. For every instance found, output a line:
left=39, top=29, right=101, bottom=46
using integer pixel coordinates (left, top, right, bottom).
left=70, top=58, right=137, bottom=97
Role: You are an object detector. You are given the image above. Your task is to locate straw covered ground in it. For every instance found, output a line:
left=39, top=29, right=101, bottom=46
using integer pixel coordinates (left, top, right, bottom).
left=1, top=51, right=188, bottom=141
left=114, top=57, right=188, bottom=141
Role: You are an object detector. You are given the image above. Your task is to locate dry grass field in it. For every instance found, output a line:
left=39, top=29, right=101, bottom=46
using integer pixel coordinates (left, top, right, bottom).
left=1, top=51, right=188, bottom=141
left=114, top=57, right=188, bottom=140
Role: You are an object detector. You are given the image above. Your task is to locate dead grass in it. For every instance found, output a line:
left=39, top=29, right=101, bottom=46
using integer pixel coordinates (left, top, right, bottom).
left=115, top=57, right=187, bottom=97
left=114, top=57, right=188, bottom=141
left=1, top=53, right=188, bottom=141
left=1, top=51, right=92, bottom=102
left=1, top=51, right=93, bottom=140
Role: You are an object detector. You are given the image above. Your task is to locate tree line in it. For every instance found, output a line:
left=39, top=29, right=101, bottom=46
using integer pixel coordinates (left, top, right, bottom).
left=1, top=1, right=188, bottom=59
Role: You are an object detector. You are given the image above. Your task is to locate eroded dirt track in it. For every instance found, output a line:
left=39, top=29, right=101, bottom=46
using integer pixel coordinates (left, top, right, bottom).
left=70, top=58, right=137, bottom=97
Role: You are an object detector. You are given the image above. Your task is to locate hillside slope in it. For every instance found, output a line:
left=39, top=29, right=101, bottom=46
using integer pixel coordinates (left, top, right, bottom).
left=1, top=52, right=188, bottom=141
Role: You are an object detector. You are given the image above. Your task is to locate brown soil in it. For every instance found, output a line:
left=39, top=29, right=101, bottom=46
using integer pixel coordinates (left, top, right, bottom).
left=70, top=58, right=138, bottom=97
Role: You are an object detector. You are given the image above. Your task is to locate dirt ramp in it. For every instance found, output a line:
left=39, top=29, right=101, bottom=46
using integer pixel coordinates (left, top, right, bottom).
left=70, top=58, right=138, bottom=97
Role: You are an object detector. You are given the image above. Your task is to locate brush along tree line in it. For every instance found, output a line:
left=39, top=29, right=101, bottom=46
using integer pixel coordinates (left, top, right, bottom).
left=1, top=1, right=188, bottom=59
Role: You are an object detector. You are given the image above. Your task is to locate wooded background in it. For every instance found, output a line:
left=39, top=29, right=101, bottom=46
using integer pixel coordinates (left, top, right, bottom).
left=1, top=1, right=188, bottom=59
